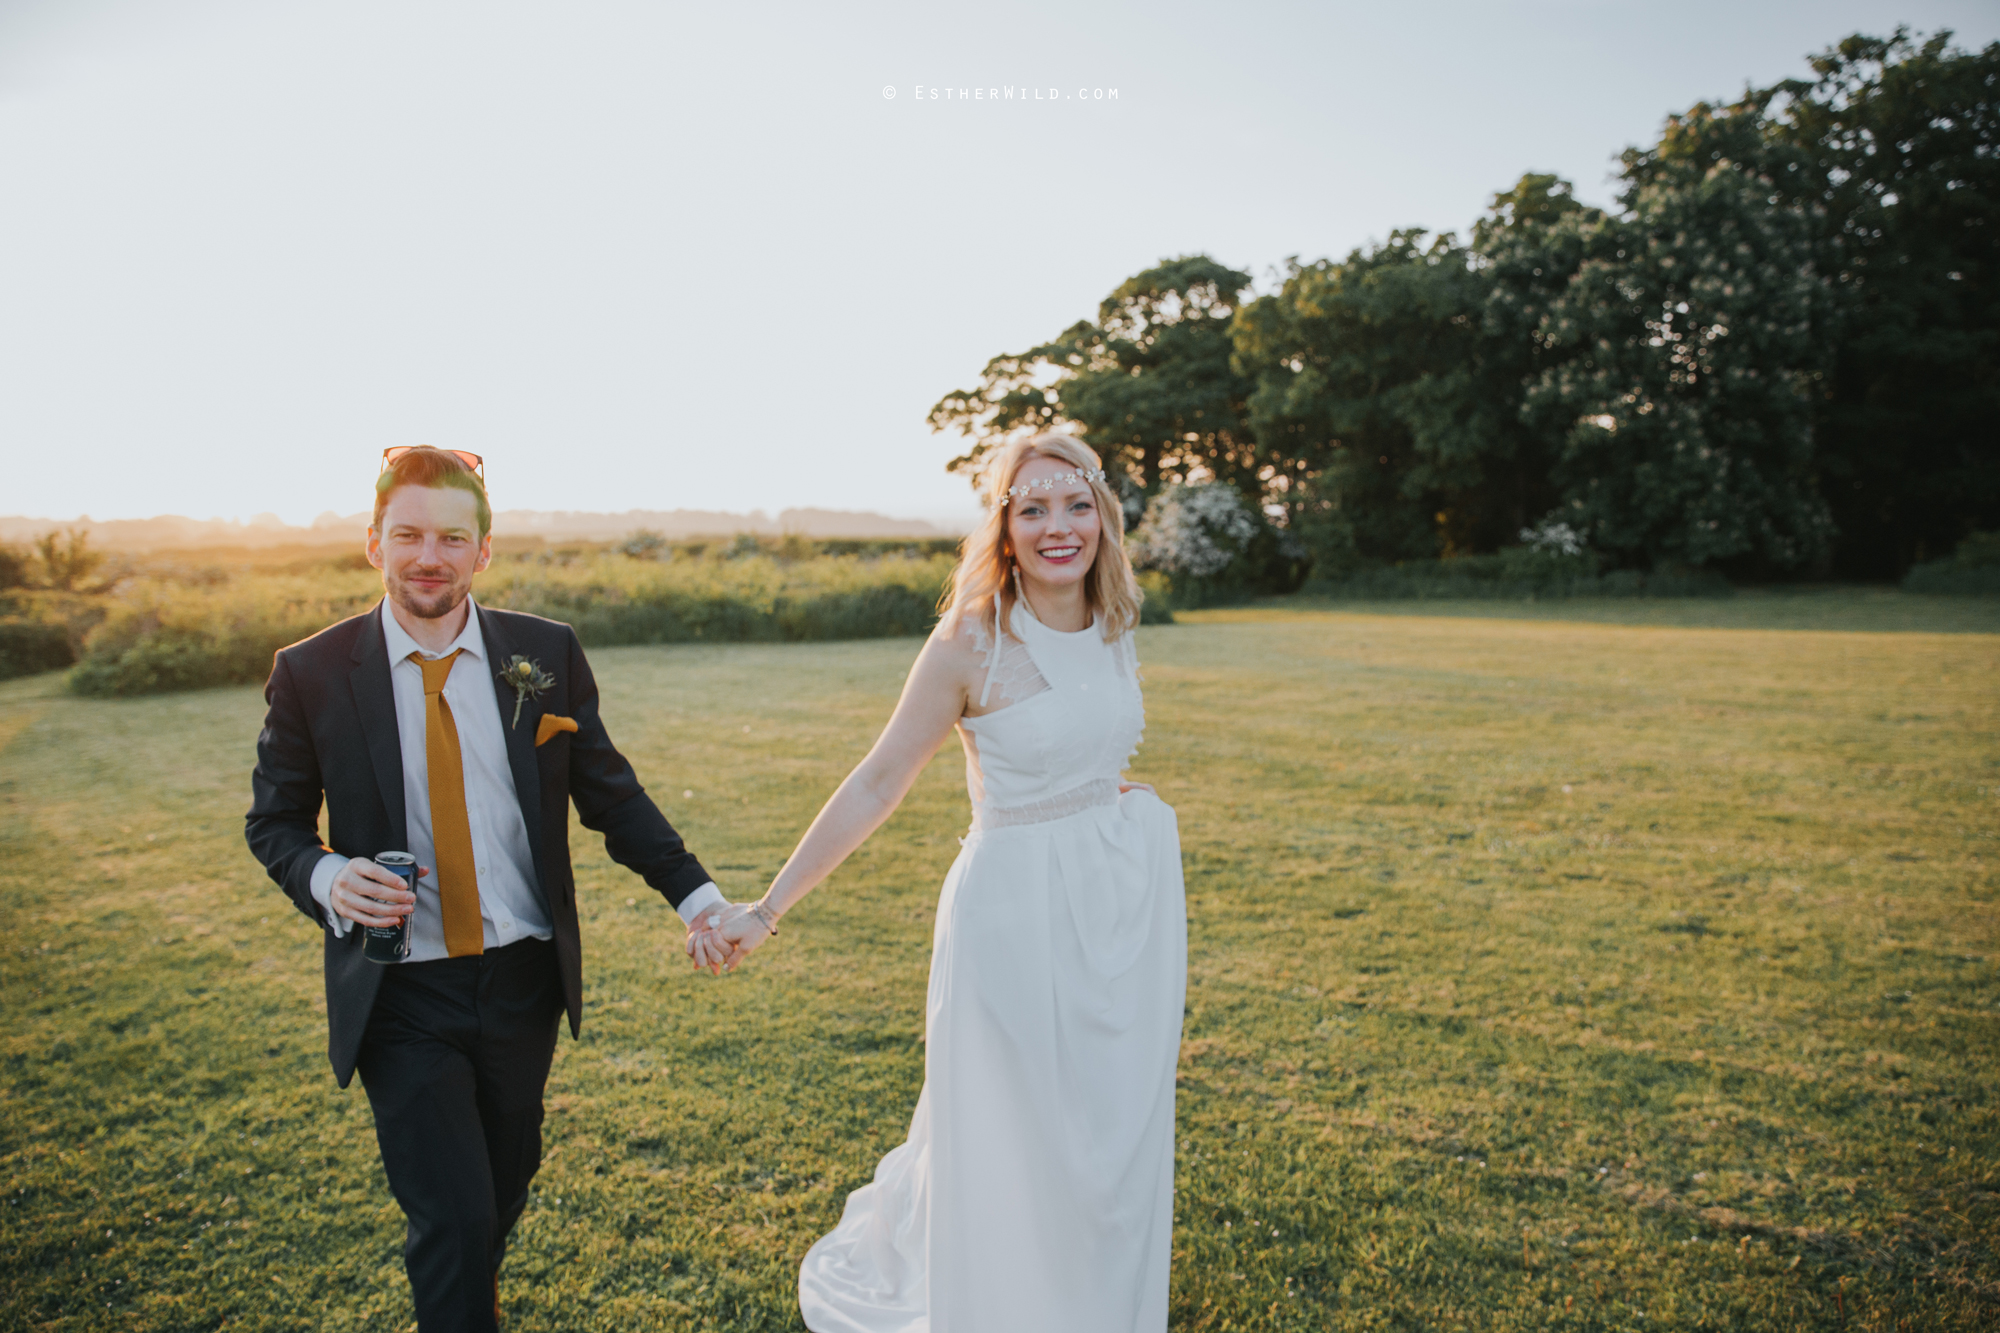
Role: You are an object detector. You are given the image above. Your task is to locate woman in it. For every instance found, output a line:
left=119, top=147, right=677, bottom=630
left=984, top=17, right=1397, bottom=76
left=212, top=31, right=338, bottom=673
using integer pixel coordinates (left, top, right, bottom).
left=691, top=433, right=1186, bottom=1332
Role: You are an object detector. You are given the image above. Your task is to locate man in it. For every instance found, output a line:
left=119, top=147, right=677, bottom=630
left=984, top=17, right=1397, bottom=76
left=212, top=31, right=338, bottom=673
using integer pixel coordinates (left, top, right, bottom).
left=245, top=447, right=727, bottom=1332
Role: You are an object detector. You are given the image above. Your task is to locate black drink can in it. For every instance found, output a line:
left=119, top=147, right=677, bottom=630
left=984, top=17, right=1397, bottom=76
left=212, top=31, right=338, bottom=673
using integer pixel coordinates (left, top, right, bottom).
left=363, top=852, right=418, bottom=963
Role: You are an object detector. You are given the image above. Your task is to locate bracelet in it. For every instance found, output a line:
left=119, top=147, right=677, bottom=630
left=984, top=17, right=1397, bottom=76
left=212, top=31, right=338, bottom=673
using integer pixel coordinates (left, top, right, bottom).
left=748, top=899, right=781, bottom=936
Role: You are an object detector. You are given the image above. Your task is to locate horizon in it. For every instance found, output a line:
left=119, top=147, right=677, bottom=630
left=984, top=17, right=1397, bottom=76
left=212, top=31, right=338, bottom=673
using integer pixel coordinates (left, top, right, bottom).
left=0, top=505, right=976, bottom=530
left=0, top=502, right=968, bottom=549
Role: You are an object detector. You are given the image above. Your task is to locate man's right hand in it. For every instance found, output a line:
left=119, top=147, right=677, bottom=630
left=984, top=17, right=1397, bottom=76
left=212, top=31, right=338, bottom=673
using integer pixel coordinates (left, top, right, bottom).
left=684, top=901, right=774, bottom=975
left=328, top=857, right=420, bottom=928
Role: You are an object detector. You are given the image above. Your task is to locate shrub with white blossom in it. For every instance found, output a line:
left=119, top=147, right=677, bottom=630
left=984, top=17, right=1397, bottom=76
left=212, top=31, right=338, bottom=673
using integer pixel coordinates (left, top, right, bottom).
left=1519, top=519, right=1588, bottom=558
left=1130, top=481, right=1261, bottom=579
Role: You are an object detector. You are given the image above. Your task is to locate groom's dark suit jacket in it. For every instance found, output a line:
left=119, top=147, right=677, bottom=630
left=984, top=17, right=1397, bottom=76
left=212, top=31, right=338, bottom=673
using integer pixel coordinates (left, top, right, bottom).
left=245, top=601, right=712, bottom=1087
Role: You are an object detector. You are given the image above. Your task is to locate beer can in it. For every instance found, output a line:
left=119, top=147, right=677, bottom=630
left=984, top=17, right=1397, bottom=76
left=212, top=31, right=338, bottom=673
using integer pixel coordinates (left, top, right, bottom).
left=363, top=852, right=418, bottom=963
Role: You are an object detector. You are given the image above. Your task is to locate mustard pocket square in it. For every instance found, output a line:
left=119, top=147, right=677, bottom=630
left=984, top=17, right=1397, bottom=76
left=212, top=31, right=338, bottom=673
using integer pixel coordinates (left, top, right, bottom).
left=535, top=714, right=578, bottom=747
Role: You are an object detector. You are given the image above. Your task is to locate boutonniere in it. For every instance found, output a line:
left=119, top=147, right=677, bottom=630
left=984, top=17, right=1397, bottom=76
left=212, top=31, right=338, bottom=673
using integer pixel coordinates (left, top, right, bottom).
left=498, top=655, right=555, bottom=729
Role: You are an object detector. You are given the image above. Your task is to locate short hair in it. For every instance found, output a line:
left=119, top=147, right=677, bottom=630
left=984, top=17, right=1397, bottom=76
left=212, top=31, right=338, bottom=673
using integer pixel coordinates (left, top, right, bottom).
left=372, top=447, right=492, bottom=539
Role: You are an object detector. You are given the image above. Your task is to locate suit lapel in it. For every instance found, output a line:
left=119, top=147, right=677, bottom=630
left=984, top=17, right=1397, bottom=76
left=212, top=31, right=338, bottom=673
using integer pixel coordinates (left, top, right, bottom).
left=348, top=601, right=408, bottom=844
left=477, top=605, right=548, bottom=886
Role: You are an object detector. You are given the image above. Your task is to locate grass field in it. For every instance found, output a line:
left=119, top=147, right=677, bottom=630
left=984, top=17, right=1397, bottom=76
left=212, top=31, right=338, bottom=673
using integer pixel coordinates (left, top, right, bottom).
left=1, top=599, right=1995, bottom=1331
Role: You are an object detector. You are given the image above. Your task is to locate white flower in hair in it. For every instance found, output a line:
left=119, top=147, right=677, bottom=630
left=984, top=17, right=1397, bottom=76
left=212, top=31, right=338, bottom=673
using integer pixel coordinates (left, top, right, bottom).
left=1001, top=468, right=1107, bottom=506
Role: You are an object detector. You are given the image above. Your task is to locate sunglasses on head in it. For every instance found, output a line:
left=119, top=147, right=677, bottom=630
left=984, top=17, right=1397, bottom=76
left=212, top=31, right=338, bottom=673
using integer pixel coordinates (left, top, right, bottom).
left=380, top=447, right=485, bottom=480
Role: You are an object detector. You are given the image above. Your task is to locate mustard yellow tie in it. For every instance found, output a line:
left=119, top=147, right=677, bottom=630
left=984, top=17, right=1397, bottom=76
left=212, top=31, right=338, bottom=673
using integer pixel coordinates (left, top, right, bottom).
left=415, top=650, right=483, bottom=957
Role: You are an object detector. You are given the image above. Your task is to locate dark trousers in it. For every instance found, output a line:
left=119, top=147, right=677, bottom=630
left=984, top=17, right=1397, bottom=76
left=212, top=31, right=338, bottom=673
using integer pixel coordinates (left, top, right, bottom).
left=356, top=937, right=563, bottom=1333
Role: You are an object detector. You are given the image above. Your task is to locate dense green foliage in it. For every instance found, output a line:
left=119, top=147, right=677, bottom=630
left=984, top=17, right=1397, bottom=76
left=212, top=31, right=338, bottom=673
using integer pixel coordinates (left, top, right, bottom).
left=928, top=255, right=1260, bottom=498
left=931, top=29, right=1998, bottom=585
left=55, top=544, right=965, bottom=698
left=0, top=543, right=32, bottom=591
left=0, top=533, right=106, bottom=681
left=0, top=535, right=1146, bottom=698
left=1, top=535, right=1169, bottom=698
left=1624, top=32, right=2000, bottom=577
left=1234, top=227, right=1530, bottom=567
left=1901, top=529, right=2000, bottom=593
left=1505, top=166, right=1835, bottom=575
left=63, top=571, right=380, bottom=697
left=0, top=619, right=74, bottom=679
left=2, top=605, right=1993, bottom=1330
left=1306, top=551, right=1731, bottom=603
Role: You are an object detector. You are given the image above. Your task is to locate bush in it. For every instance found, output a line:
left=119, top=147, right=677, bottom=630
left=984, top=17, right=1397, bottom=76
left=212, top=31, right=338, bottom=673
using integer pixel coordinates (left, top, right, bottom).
left=1308, top=551, right=1732, bottom=600
left=59, top=540, right=1177, bottom=698
left=0, top=618, right=75, bottom=680
left=1963, top=532, right=2000, bottom=567
left=1640, top=564, right=1737, bottom=598
left=1497, top=543, right=1599, bottom=590
left=0, top=545, right=31, bottom=591
left=1902, top=532, right=2000, bottom=595
left=65, top=550, right=964, bottom=697
left=479, top=550, right=955, bottom=646
left=817, top=537, right=962, bottom=560
left=1130, top=482, right=1306, bottom=607
left=614, top=529, right=669, bottom=560
left=1293, top=511, right=1737, bottom=600
left=69, top=576, right=379, bottom=697
left=774, top=584, right=938, bottom=639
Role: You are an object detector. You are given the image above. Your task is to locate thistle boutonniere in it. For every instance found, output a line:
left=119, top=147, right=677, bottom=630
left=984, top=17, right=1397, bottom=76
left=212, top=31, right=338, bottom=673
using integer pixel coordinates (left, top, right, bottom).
left=498, top=655, right=555, bottom=729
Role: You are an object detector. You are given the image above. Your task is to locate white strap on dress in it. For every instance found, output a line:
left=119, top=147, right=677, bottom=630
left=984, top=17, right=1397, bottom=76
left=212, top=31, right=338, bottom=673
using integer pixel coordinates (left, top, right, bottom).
left=978, top=596, right=1004, bottom=709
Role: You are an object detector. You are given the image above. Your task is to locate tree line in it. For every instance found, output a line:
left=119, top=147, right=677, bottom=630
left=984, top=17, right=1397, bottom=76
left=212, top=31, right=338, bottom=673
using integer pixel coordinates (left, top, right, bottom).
left=929, top=30, right=1997, bottom=582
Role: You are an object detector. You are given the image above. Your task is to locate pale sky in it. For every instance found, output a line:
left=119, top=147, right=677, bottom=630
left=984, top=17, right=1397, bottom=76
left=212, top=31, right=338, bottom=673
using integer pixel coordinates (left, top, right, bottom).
left=3, top=0, right=1993, bottom=528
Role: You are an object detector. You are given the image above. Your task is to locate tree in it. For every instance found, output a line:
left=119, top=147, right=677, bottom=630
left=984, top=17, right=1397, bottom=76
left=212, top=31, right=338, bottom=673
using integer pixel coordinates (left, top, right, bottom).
left=34, top=529, right=104, bottom=591
left=931, top=30, right=1992, bottom=582
left=1231, top=217, right=1567, bottom=570
left=1622, top=29, right=2000, bottom=575
left=927, top=256, right=1257, bottom=500
left=1491, top=160, right=1837, bottom=572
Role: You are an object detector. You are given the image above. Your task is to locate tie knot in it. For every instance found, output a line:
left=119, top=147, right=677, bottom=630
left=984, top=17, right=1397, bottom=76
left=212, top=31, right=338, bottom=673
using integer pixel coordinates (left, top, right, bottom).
left=413, top=648, right=463, bottom=694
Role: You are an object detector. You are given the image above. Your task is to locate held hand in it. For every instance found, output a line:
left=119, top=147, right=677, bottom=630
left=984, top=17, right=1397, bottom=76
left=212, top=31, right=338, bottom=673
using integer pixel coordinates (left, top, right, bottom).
left=328, top=857, right=423, bottom=928
left=683, top=904, right=740, bottom=976
left=683, top=902, right=775, bottom=975
left=713, top=902, right=776, bottom=971
left=1119, top=780, right=1157, bottom=797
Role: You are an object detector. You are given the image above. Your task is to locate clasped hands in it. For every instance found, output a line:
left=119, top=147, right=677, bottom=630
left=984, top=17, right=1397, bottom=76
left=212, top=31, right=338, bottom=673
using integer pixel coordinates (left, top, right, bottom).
left=684, top=901, right=776, bottom=975
left=682, top=782, right=1157, bottom=976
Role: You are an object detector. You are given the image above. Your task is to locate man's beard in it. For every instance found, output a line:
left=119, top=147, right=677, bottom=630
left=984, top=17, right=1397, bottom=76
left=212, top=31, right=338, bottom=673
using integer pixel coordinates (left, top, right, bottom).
left=388, top=570, right=469, bottom=620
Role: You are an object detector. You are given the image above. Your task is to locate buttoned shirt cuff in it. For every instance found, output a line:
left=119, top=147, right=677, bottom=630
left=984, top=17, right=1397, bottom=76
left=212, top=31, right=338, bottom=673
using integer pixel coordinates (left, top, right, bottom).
left=674, top=882, right=726, bottom=926
left=310, top=852, right=355, bottom=937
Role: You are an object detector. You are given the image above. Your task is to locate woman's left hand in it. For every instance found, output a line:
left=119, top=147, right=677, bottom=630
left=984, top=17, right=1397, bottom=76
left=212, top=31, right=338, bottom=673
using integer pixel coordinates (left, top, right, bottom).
left=1119, top=780, right=1157, bottom=796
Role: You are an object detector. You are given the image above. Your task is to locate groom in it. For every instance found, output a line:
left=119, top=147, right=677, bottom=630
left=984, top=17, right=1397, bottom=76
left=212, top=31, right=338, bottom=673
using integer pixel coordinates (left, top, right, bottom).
left=245, top=447, right=726, bottom=1332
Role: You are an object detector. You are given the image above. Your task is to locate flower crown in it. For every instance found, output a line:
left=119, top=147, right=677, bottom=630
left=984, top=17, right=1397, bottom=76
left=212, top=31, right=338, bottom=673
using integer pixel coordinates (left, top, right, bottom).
left=1000, top=467, right=1107, bottom=506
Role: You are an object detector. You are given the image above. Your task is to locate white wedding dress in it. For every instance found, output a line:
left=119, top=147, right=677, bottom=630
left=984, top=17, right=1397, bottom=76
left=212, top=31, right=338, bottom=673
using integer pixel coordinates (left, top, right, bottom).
left=798, top=600, right=1187, bottom=1333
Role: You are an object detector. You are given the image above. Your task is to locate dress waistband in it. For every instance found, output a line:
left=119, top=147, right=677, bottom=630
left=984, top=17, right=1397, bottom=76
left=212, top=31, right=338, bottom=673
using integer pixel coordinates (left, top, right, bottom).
left=973, top=777, right=1121, bottom=830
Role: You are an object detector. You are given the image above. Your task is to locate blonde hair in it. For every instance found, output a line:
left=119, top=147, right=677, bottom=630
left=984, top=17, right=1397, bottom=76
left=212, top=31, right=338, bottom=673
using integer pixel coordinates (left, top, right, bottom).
left=938, top=433, right=1143, bottom=642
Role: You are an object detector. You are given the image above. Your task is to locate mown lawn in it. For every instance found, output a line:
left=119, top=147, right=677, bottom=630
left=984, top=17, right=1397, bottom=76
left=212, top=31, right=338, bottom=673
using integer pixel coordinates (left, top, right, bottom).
left=1, top=599, right=1994, bottom=1331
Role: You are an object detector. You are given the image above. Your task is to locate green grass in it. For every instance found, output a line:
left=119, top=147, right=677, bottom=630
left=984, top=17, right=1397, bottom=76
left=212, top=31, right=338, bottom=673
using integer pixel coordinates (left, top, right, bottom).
left=1, top=599, right=1995, bottom=1330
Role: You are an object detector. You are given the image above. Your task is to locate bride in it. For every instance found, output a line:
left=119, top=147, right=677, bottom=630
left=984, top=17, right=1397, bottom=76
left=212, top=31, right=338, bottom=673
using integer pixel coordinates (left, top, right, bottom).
left=690, top=433, right=1186, bottom=1332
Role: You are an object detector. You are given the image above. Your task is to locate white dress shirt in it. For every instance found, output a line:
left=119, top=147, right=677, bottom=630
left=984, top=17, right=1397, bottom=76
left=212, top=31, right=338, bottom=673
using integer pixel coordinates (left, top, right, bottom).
left=311, top=598, right=725, bottom=954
